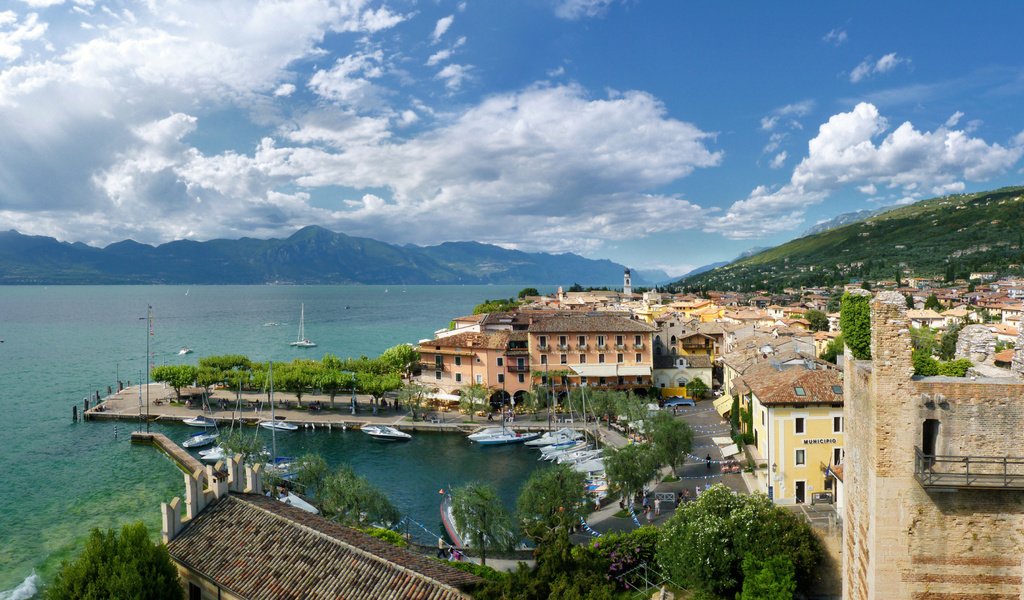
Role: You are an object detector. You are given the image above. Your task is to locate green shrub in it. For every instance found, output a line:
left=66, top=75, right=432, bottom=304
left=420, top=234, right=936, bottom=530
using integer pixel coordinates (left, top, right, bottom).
left=912, top=349, right=939, bottom=376
left=440, top=559, right=507, bottom=582
left=937, top=359, right=972, bottom=377
left=362, top=527, right=408, bottom=547
left=840, top=294, right=871, bottom=360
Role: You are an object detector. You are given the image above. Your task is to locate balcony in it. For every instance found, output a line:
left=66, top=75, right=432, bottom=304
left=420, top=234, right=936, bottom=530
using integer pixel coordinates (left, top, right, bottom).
left=596, top=344, right=608, bottom=351
left=537, top=345, right=550, bottom=352
left=420, top=361, right=447, bottom=372
left=506, top=364, right=531, bottom=373
left=615, top=344, right=626, bottom=351
left=576, top=344, right=589, bottom=351
left=633, top=342, right=644, bottom=350
left=557, top=344, right=570, bottom=351
left=914, top=446, right=1024, bottom=490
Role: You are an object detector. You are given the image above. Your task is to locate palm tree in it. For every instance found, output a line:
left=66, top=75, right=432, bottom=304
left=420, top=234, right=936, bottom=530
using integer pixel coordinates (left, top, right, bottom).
left=450, top=482, right=516, bottom=566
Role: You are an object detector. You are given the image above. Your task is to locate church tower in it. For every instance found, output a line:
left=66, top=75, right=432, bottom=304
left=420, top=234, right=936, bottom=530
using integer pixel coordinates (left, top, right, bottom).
left=623, top=268, right=632, bottom=296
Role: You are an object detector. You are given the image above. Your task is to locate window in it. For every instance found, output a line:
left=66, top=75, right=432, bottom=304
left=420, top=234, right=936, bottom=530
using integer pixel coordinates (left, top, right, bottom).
left=599, top=354, right=605, bottom=363
left=559, top=335, right=568, bottom=347
left=635, top=353, right=642, bottom=363
left=616, top=335, right=624, bottom=346
left=497, top=357, right=504, bottom=366
left=539, top=335, right=547, bottom=347
left=634, top=335, right=642, bottom=346
left=597, top=335, right=606, bottom=347
left=455, top=356, right=462, bottom=366
left=795, top=449, right=806, bottom=466
left=560, top=354, right=567, bottom=365
left=762, top=410, right=766, bottom=426
left=832, top=385, right=843, bottom=394
left=498, top=374, right=505, bottom=384
left=579, top=354, right=586, bottom=363
left=578, top=335, right=587, bottom=346
left=617, top=353, right=624, bottom=363
left=435, top=371, right=442, bottom=380
left=189, top=583, right=202, bottom=600
left=540, top=354, right=548, bottom=365
left=455, top=373, right=462, bottom=382
left=518, top=374, right=525, bottom=383
left=795, top=417, right=805, bottom=434
left=517, top=357, right=525, bottom=368
left=833, top=447, right=843, bottom=465
left=833, top=416, right=843, bottom=433
left=476, top=374, right=482, bottom=384
left=435, top=355, right=443, bottom=368
left=794, top=386, right=806, bottom=396
left=600, top=377, right=607, bottom=385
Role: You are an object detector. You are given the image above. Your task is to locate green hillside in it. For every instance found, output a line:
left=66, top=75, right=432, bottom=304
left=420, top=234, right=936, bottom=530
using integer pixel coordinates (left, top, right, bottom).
left=679, top=186, right=1024, bottom=292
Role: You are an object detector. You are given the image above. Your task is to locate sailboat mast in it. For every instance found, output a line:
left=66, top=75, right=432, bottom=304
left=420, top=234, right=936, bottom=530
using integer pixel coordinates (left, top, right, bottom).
left=269, top=362, right=277, bottom=462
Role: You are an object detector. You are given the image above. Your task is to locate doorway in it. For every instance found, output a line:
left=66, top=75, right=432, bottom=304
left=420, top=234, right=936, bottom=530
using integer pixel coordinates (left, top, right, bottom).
left=795, top=481, right=806, bottom=504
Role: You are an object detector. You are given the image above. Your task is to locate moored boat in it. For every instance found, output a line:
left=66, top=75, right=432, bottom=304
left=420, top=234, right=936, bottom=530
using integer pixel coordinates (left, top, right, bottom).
left=440, top=492, right=464, bottom=548
left=198, top=445, right=226, bottom=462
left=183, top=415, right=217, bottom=428
left=524, top=427, right=582, bottom=447
left=182, top=431, right=218, bottom=449
left=260, top=419, right=298, bottom=432
left=361, top=424, right=412, bottom=441
left=467, top=427, right=541, bottom=445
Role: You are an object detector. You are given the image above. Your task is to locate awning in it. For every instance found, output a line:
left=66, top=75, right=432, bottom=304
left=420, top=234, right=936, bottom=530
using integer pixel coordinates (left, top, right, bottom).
left=720, top=443, right=741, bottom=458
left=617, top=366, right=652, bottom=377
left=712, top=436, right=733, bottom=446
left=713, top=394, right=733, bottom=417
left=570, top=365, right=619, bottom=377
left=425, top=392, right=461, bottom=402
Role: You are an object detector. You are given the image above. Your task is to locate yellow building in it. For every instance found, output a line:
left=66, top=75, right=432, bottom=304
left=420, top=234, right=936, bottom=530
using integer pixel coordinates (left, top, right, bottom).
left=735, top=358, right=844, bottom=504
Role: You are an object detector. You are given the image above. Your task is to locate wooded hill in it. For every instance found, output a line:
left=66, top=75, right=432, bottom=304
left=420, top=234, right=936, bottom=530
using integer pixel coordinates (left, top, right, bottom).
left=678, top=186, right=1024, bottom=292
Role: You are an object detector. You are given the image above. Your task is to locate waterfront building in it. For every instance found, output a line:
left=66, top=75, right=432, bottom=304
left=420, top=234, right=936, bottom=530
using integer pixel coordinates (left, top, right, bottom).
left=843, top=292, right=1024, bottom=599
left=652, top=317, right=716, bottom=397
left=527, top=314, right=656, bottom=395
left=417, top=331, right=532, bottom=404
left=161, top=458, right=479, bottom=599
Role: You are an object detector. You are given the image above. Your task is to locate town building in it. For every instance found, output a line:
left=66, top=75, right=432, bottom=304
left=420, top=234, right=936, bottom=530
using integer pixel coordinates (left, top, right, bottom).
left=843, top=291, right=1024, bottom=600
left=416, top=331, right=532, bottom=404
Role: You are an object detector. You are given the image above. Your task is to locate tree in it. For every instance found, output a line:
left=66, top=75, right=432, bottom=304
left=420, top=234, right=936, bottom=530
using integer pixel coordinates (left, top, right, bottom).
left=356, top=371, right=402, bottom=414
left=905, top=293, right=915, bottom=309
left=840, top=293, right=871, bottom=360
left=473, top=298, right=519, bottom=314
left=656, top=485, right=821, bottom=598
left=604, top=443, right=659, bottom=508
left=293, top=453, right=329, bottom=507
left=924, top=293, right=942, bottom=311
left=320, top=464, right=400, bottom=527
left=196, top=365, right=222, bottom=404
left=460, top=383, right=489, bottom=421
left=516, top=463, right=588, bottom=543
left=909, top=326, right=937, bottom=354
left=46, top=522, right=182, bottom=600
left=451, top=482, right=516, bottom=566
left=398, top=383, right=429, bottom=420
left=939, top=320, right=963, bottom=360
left=804, top=309, right=829, bottom=332
left=740, top=554, right=797, bottom=600
left=685, top=377, right=709, bottom=400
left=518, top=287, right=540, bottom=299
left=818, top=333, right=844, bottom=363
left=150, top=364, right=198, bottom=402
left=649, top=411, right=694, bottom=475
left=315, top=357, right=356, bottom=409
left=378, top=344, right=420, bottom=379
left=218, top=429, right=264, bottom=465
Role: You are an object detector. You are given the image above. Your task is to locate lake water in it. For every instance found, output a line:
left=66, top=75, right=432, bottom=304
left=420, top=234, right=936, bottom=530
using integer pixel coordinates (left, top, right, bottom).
left=0, top=285, right=539, bottom=596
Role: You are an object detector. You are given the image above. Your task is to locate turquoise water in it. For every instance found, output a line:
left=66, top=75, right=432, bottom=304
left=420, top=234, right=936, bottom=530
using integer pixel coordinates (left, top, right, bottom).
left=0, top=285, right=538, bottom=595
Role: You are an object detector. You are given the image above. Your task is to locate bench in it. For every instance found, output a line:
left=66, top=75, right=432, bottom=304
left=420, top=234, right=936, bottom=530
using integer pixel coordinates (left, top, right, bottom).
left=811, top=492, right=834, bottom=505
left=655, top=492, right=676, bottom=508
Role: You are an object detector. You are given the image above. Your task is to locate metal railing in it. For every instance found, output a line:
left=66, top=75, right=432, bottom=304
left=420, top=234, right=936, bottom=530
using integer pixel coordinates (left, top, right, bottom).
left=914, top=446, right=1024, bottom=489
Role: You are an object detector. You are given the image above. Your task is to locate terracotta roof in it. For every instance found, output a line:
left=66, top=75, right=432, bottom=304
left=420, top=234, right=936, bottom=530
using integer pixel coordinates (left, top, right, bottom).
left=421, top=331, right=510, bottom=350
left=994, top=349, right=1016, bottom=363
left=741, top=362, right=842, bottom=406
left=167, top=494, right=479, bottom=600
left=527, top=314, right=656, bottom=333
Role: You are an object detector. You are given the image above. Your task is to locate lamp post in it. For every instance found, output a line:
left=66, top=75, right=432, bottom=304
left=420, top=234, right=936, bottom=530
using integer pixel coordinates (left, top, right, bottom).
left=139, top=305, right=153, bottom=433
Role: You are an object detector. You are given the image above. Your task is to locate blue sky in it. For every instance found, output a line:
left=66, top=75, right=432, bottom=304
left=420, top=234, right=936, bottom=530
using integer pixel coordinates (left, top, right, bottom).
left=1, top=1, right=1023, bottom=277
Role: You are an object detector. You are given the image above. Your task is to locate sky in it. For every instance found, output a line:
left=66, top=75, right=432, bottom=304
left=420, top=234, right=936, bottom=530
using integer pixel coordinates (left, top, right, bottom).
left=1, top=1, right=1023, bottom=277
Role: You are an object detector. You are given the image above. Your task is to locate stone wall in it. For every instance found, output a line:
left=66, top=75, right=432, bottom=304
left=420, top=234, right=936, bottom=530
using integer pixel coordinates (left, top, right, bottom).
left=843, top=291, right=1024, bottom=600
left=954, top=324, right=996, bottom=363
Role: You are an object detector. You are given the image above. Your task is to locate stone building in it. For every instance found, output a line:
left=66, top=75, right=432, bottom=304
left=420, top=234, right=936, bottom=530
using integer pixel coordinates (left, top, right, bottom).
left=843, top=291, right=1024, bottom=600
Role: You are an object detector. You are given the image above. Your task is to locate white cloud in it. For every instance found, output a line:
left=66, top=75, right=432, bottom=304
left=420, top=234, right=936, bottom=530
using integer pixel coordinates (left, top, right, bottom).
left=273, top=83, right=296, bottom=97
left=769, top=151, right=787, bottom=169
left=18, top=0, right=65, bottom=7
left=944, top=110, right=964, bottom=127
left=857, top=183, right=876, bottom=195
left=850, top=52, right=909, bottom=83
left=709, top=102, right=1023, bottom=238
left=547, top=65, right=565, bottom=78
left=308, top=50, right=386, bottom=107
left=426, top=48, right=451, bottom=67
left=822, top=28, right=847, bottom=46
left=554, top=0, right=616, bottom=20
left=0, top=11, right=47, bottom=62
left=431, top=14, right=453, bottom=43
left=436, top=63, right=470, bottom=91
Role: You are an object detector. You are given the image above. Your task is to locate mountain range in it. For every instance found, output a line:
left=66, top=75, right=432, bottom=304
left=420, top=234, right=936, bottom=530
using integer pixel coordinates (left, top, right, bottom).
left=0, top=226, right=667, bottom=286
left=679, top=185, right=1024, bottom=291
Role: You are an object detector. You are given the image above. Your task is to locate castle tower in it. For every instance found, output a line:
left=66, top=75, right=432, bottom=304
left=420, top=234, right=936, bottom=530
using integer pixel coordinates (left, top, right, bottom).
left=843, top=291, right=1024, bottom=600
left=623, top=268, right=632, bottom=296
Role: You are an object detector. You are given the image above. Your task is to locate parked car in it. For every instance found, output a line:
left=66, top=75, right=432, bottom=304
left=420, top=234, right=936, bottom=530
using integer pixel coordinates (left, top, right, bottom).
left=663, top=397, right=696, bottom=408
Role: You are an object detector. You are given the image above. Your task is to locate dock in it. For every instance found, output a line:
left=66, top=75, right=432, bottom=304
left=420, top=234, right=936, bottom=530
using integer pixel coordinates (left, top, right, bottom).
left=130, top=431, right=204, bottom=474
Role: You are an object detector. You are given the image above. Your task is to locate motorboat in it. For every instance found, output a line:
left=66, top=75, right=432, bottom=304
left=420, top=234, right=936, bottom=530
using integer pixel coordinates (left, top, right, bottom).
left=199, top=446, right=226, bottom=462
left=260, top=419, right=299, bottom=432
left=182, top=431, right=218, bottom=449
left=280, top=491, right=318, bottom=514
left=572, top=458, right=606, bottom=474
left=183, top=415, right=217, bottom=428
left=524, top=427, right=582, bottom=447
left=361, top=424, right=412, bottom=441
left=440, top=492, right=464, bottom=549
left=467, top=427, right=541, bottom=445
left=556, top=448, right=602, bottom=465
left=539, top=440, right=587, bottom=459
left=178, top=347, right=193, bottom=355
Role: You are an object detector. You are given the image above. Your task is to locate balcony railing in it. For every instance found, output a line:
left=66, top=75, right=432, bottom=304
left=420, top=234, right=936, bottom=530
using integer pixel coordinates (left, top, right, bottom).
left=914, top=446, right=1024, bottom=490
left=615, top=344, right=626, bottom=351
left=596, top=344, right=608, bottom=351
left=576, top=344, right=589, bottom=351
left=557, top=344, right=570, bottom=351
left=633, top=342, right=644, bottom=350
left=420, top=361, right=447, bottom=371
left=537, top=345, right=550, bottom=352
left=506, top=364, right=530, bottom=373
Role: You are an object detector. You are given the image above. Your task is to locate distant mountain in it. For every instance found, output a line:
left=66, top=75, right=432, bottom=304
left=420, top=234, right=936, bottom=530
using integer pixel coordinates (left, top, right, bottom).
left=677, top=186, right=1024, bottom=291
left=801, top=207, right=891, bottom=236
left=0, top=227, right=642, bottom=286
left=631, top=268, right=673, bottom=286
left=679, top=261, right=729, bottom=279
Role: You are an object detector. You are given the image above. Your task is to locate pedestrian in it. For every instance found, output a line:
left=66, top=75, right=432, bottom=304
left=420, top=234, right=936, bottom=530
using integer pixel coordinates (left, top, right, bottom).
left=645, top=505, right=653, bottom=523
left=706, top=454, right=712, bottom=469
left=642, top=494, right=650, bottom=511
left=437, top=537, right=446, bottom=558
left=654, top=497, right=661, bottom=516
left=695, top=485, right=701, bottom=498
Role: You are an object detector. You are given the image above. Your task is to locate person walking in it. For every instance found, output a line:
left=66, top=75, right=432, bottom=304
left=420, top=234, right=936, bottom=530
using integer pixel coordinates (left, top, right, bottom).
left=645, top=505, right=653, bottom=523
left=706, top=453, right=712, bottom=469
left=437, top=537, right=446, bottom=558
left=654, top=497, right=661, bottom=517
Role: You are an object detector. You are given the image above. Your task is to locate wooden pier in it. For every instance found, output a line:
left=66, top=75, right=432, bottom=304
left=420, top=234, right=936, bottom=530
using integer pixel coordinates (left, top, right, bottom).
left=131, top=431, right=204, bottom=474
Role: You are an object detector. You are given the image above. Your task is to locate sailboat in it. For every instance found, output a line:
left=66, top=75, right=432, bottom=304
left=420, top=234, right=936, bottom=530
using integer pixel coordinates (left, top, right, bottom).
left=289, top=303, right=316, bottom=348
left=259, top=363, right=298, bottom=432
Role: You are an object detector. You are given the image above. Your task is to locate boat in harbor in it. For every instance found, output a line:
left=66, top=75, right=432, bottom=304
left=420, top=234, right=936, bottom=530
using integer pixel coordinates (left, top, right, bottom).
left=289, top=303, right=316, bottom=348
left=199, top=445, right=226, bottom=462
left=183, top=415, right=217, bottom=428
left=182, top=431, right=218, bottom=449
left=177, top=347, right=193, bottom=355
left=556, top=448, right=602, bottom=465
left=540, top=441, right=589, bottom=460
left=361, top=424, right=412, bottom=441
left=524, top=427, right=582, bottom=447
left=280, top=491, right=318, bottom=514
left=467, top=425, right=541, bottom=445
left=440, top=492, right=465, bottom=548
left=260, top=418, right=298, bottom=432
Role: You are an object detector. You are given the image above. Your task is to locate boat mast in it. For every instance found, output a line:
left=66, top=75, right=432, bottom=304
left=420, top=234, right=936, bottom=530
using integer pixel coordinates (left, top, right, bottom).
left=269, top=361, right=277, bottom=462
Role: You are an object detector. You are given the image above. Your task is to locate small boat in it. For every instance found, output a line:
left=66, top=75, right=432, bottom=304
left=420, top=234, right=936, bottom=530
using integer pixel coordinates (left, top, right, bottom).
left=182, top=431, right=218, bottom=449
left=572, top=458, right=606, bottom=473
left=178, top=347, right=193, bottom=355
left=289, top=303, right=317, bottom=348
left=280, top=491, right=319, bottom=514
left=361, top=424, right=412, bottom=441
left=260, top=419, right=299, bottom=432
left=263, top=321, right=279, bottom=327
left=440, top=492, right=464, bottom=548
left=556, top=449, right=603, bottom=465
left=541, top=442, right=590, bottom=461
left=524, top=427, right=582, bottom=446
left=467, top=426, right=541, bottom=445
left=199, top=446, right=226, bottom=462
left=183, top=415, right=217, bottom=428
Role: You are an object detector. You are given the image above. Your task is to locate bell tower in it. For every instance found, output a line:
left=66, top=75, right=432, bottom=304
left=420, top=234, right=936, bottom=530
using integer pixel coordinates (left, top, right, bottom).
left=623, top=268, right=632, bottom=296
